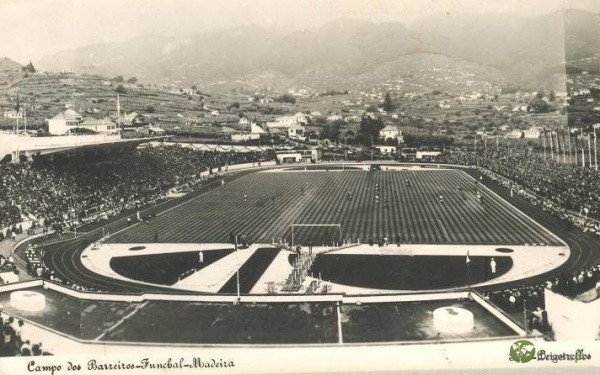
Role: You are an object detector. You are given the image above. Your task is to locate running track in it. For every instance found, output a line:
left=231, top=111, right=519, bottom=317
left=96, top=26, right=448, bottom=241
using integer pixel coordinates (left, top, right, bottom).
left=25, top=164, right=600, bottom=294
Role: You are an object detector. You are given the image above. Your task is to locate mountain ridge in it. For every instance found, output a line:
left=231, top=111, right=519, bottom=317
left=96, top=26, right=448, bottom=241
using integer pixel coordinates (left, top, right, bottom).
left=34, top=10, right=599, bottom=89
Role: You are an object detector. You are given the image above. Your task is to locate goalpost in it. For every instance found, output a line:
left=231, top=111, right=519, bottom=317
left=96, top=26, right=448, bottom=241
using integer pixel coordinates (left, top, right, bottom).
left=290, top=223, right=342, bottom=248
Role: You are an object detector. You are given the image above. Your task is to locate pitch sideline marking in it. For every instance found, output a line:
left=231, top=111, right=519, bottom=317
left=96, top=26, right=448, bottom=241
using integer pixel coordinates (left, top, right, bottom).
left=93, top=301, right=150, bottom=342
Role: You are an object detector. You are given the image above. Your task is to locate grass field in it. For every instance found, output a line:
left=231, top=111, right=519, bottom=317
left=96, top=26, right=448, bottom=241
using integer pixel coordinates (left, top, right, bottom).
left=108, top=168, right=560, bottom=246
left=341, top=299, right=517, bottom=342
left=101, top=301, right=338, bottom=344
left=110, top=248, right=234, bottom=285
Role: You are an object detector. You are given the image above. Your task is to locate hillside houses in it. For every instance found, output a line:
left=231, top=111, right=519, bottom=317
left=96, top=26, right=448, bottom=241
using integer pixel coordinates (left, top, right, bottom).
left=265, top=112, right=308, bottom=140
left=117, top=112, right=146, bottom=126
left=523, top=127, right=542, bottom=139
left=3, top=108, right=23, bottom=119
left=47, top=109, right=118, bottom=135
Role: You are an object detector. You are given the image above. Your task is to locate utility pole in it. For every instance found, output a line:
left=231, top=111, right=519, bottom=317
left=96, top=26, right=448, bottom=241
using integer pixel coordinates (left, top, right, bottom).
left=484, top=134, right=487, bottom=153
left=594, top=131, right=598, bottom=171
left=559, top=127, right=566, bottom=164
left=567, top=127, right=572, bottom=164
left=550, top=129, right=554, bottom=160
left=588, top=133, right=592, bottom=169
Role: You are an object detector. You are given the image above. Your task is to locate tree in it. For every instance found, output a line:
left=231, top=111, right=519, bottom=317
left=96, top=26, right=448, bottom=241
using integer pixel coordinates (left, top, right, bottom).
left=548, top=90, right=556, bottom=102
left=111, top=75, right=124, bottom=83
left=145, top=105, right=155, bottom=113
left=358, top=116, right=384, bottom=145
left=115, top=85, right=126, bottom=94
left=21, top=61, right=36, bottom=73
left=536, top=89, right=546, bottom=99
left=275, top=94, right=296, bottom=104
left=127, top=77, right=138, bottom=84
left=321, top=122, right=342, bottom=141
left=382, top=92, right=394, bottom=112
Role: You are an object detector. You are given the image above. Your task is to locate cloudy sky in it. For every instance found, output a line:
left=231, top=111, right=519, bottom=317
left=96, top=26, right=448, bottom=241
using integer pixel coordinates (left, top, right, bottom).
left=0, top=0, right=598, bottom=63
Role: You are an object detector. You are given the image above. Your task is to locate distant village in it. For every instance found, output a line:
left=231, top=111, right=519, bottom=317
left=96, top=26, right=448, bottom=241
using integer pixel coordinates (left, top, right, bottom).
left=1, top=61, right=599, bottom=156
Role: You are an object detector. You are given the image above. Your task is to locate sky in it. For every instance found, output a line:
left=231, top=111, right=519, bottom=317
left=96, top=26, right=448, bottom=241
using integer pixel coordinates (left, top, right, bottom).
left=0, top=0, right=598, bottom=63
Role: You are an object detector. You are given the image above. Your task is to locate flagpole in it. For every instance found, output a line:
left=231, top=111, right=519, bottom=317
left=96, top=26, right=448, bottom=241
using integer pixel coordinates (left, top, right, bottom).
left=550, top=129, right=554, bottom=160
left=594, top=131, right=598, bottom=171
left=574, top=132, right=579, bottom=166
left=465, top=251, right=471, bottom=292
left=588, top=133, right=592, bottom=169
left=567, top=127, right=572, bottom=164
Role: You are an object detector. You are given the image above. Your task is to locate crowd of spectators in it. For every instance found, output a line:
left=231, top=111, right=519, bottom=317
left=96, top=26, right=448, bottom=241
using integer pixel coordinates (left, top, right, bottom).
left=437, top=148, right=600, bottom=221
left=0, top=314, right=48, bottom=356
left=0, top=145, right=275, bottom=237
left=484, top=264, right=600, bottom=334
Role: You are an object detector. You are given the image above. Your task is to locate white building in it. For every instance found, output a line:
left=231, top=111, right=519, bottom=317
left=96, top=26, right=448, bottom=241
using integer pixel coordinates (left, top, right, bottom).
left=3, top=109, right=23, bottom=119
left=523, top=127, right=541, bottom=139
left=250, top=123, right=267, bottom=135
left=375, top=145, right=396, bottom=154
left=379, top=125, right=404, bottom=143
left=506, top=130, right=523, bottom=139
left=288, top=125, right=306, bottom=140
left=292, top=112, right=308, bottom=124
left=78, top=118, right=119, bottom=134
left=231, top=133, right=259, bottom=142
left=266, top=113, right=307, bottom=133
left=47, top=109, right=119, bottom=135
left=47, top=109, right=83, bottom=135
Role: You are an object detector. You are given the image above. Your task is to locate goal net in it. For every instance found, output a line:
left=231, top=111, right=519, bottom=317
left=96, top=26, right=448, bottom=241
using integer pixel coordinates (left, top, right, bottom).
left=283, top=224, right=343, bottom=247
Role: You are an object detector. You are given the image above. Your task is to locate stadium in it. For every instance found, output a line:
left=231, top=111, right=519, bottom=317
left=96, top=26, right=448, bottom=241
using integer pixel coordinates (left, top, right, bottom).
left=1, top=140, right=600, bottom=364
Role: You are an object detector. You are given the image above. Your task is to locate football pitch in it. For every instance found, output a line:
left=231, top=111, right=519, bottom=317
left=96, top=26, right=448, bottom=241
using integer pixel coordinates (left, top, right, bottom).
left=108, top=167, right=560, bottom=246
